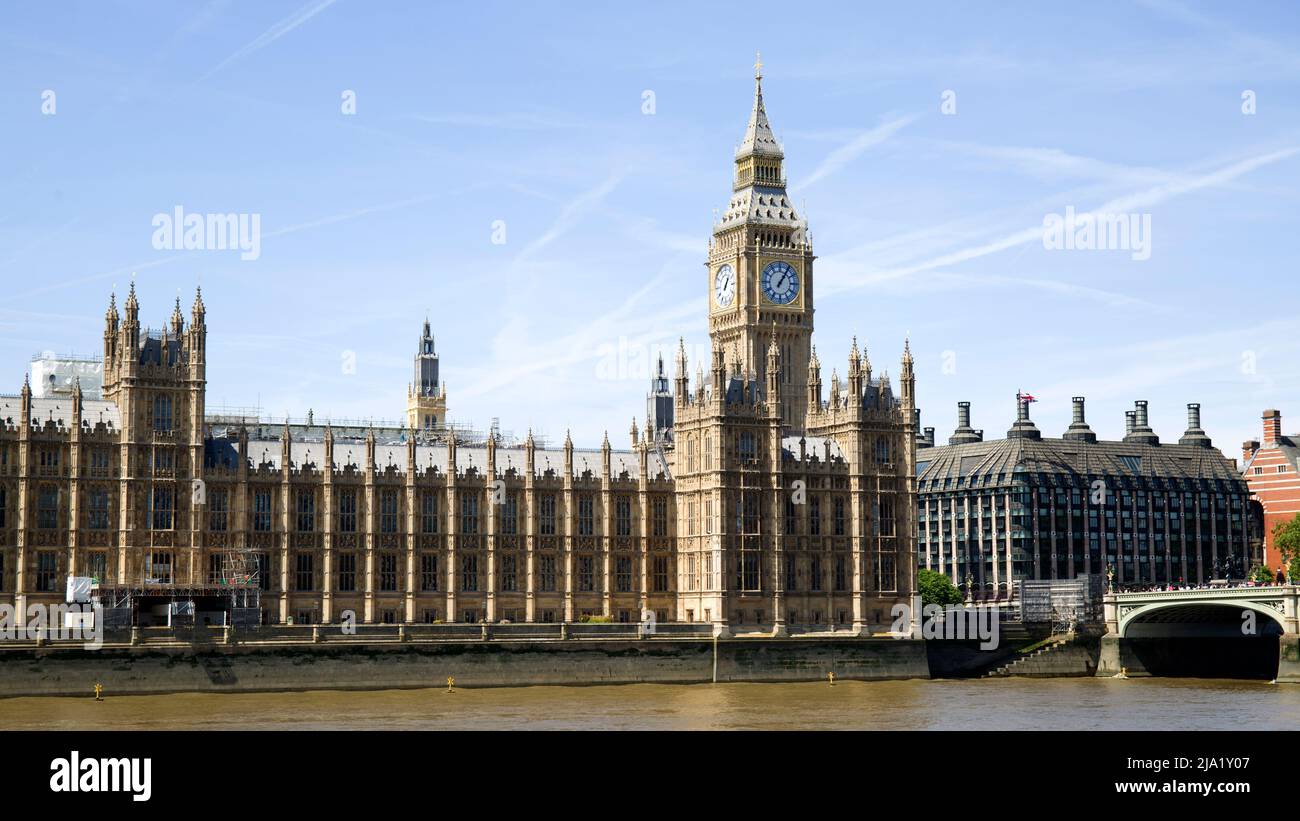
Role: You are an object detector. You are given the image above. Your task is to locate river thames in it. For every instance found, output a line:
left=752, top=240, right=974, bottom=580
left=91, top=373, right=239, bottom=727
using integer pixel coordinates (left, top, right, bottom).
left=1, top=678, right=1297, bottom=730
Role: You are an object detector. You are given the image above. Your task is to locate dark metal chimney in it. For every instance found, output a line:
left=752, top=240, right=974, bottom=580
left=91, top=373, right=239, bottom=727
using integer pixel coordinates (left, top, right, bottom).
left=1179, top=402, right=1212, bottom=448
left=1125, top=400, right=1160, bottom=445
left=1063, top=395, right=1097, bottom=443
left=949, top=401, right=982, bottom=445
left=1007, top=393, right=1041, bottom=440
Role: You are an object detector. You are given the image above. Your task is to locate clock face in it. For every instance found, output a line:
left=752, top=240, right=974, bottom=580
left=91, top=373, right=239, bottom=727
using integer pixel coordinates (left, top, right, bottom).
left=713, top=264, right=736, bottom=308
left=761, top=261, right=800, bottom=305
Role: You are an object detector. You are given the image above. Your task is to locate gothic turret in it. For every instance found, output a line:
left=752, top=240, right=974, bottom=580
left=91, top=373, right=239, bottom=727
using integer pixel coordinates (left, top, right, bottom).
left=103, top=292, right=119, bottom=366
left=765, top=327, right=782, bottom=408
left=807, top=345, right=822, bottom=412
left=170, top=296, right=184, bottom=337
left=406, top=316, right=448, bottom=432
left=647, top=351, right=674, bottom=441
left=899, top=339, right=915, bottom=411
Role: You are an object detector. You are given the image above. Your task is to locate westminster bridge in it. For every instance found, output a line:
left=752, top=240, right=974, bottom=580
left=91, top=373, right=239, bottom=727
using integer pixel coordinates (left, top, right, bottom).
left=1099, top=585, right=1300, bottom=682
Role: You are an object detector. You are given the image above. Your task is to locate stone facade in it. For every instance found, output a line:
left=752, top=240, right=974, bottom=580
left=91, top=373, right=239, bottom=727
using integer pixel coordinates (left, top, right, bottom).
left=0, top=65, right=917, bottom=633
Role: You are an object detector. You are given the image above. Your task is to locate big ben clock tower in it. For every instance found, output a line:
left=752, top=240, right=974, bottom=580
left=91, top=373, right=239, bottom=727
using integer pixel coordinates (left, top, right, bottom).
left=708, top=54, right=815, bottom=432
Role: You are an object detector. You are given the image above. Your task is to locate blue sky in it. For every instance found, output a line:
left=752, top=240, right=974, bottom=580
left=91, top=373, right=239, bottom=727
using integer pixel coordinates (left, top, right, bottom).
left=2, top=0, right=1299, bottom=454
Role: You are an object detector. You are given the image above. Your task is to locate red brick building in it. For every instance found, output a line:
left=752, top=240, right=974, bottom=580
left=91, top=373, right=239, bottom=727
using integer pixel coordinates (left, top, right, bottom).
left=1242, top=409, right=1300, bottom=573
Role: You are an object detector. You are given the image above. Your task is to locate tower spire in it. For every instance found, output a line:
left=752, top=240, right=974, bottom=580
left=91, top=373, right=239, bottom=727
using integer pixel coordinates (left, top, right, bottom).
left=738, top=53, right=781, bottom=160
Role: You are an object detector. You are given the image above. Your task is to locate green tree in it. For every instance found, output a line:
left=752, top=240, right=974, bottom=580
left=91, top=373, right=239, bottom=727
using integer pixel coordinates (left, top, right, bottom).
left=1249, top=564, right=1274, bottom=585
left=1273, top=513, right=1300, bottom=583
left=917, top=569, right=963, bottom=608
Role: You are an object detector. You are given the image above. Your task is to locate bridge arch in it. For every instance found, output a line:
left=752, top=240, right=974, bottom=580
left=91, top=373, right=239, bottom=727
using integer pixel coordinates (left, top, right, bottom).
left=1118, top=599, right=1288, bottom=638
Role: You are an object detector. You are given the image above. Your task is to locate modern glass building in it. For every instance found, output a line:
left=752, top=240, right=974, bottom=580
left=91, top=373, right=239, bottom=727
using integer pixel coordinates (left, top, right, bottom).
left=915, top=396, right=1261, bottom=594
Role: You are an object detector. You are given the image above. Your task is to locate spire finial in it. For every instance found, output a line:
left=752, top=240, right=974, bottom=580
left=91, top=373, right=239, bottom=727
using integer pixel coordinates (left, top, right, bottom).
left=755, top=50, right=763, bottom=81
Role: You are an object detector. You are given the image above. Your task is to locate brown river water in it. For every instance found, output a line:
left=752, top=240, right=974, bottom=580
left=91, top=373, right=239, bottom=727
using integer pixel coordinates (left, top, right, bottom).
left=1, top=678, right=1298, bottom=730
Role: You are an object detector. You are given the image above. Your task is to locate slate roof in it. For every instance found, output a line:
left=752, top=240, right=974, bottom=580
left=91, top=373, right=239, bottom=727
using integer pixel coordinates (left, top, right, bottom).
left=736, top=75, right=783, bottom=158
left=0, top=396, right=121, bottom=430
left=717, top=188, right=805, bottom=231
left=1242, top=434, right=1300, bottom=474
left=917, top=435, right=1245, bottom=489
left=206, top=432, right=667, bottom=480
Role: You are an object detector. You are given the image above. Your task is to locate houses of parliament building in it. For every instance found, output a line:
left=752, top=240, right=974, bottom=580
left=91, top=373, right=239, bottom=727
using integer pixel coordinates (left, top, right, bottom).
left=0, top=65, right=919, bottom=635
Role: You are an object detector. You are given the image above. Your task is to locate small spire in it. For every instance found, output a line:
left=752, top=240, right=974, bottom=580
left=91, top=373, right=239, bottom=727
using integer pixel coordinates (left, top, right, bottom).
left=125, top=277, right=139, bottom=316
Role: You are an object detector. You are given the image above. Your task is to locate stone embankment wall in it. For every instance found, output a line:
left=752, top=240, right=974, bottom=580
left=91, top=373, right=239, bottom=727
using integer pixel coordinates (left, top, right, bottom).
left=0, top=637, right=933, bottom=698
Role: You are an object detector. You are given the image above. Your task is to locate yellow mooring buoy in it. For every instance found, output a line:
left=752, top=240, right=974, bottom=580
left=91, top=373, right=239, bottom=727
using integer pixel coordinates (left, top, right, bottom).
left=93, top=683, right=103, bottom=701
left=446, top=676, right=455, bottom=693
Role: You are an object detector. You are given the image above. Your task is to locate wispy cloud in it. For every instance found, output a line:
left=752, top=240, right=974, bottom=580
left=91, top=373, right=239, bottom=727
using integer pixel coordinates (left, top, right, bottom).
left=930, top=141, right=1182, bottom=186
left=262, top=193, right=442, bottom=238
left=412, top=112, right=591, bottom=131
left=7, top=192, right=443, bottom=302
left=900, top=271, right=1161, bottom=311
left=797, top=114, right=919, bottom=189
left=819, top=145, right=1300, bottom=297
left=197, top=0, right=339, bottom=82
left=513, top=173, right=625, bottom=264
